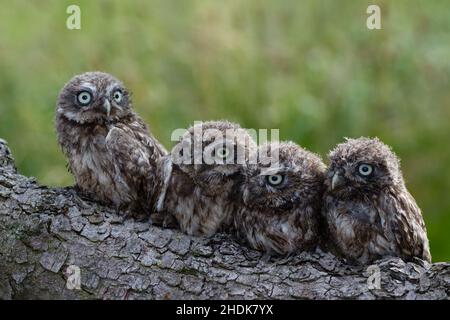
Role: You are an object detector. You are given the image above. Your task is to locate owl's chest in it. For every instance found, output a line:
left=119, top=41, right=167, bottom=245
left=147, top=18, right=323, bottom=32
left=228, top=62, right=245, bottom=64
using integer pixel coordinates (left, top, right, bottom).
left=69, top=130, right=125, bottom=189
left=261, top=208, right=311, bottom=238
left=329, top=199, right=390, bottom=251
left=71, top=131, right=109, bottom=167
left=171, top=186, right=234, bottom=236
left=330, top=198, right=383, bottom=227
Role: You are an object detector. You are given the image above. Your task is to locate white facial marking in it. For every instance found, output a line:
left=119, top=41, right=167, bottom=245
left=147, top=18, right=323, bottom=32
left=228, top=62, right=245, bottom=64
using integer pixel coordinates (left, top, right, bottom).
left=80, top=82, right=97, bottom=92
left=106, top=83, right=117, bottom=95
left=260, top=166, right=282, bottom=176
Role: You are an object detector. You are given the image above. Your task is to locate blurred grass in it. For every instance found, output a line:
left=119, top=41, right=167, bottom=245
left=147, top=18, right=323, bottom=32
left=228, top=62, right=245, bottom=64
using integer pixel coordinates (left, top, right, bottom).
left=0, top=0, right=449, bottom=261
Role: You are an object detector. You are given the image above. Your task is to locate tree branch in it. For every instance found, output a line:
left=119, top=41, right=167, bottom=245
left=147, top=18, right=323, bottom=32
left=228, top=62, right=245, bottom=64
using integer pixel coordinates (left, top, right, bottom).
left=0, top=138, right=449, bottom=299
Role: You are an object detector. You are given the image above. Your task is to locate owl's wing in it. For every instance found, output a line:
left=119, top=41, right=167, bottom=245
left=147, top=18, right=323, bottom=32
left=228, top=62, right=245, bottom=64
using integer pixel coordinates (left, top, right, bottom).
left=153, top=155, right=173, bottom=211
left=126, top=117, right=168, bottom=158
left=105, top=120, right=166, bottom=211
left=386, top=190, right=431, bottom=262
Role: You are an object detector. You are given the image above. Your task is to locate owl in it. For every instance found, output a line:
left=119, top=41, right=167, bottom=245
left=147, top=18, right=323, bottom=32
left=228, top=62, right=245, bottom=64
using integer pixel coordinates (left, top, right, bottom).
left=56, top=71, right=167, bottom=217
left=322, top=137, right=431, bottom=264
left=154, top=120, right=257, bottom=236
left=234, top=142, right=326, bottom=255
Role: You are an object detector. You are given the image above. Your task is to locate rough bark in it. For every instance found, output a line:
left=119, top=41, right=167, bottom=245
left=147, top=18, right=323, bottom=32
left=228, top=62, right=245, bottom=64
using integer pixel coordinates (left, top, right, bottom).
left=0, top=138, right=449, bottom=300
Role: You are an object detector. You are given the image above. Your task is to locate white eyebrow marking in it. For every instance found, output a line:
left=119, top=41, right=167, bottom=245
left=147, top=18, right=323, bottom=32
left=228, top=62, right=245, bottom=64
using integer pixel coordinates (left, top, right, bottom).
left=260, top=166, right=282, bottom=176
left=106, top=83, right=117, bottom=95
left=80, top=82, right=96, bottom=92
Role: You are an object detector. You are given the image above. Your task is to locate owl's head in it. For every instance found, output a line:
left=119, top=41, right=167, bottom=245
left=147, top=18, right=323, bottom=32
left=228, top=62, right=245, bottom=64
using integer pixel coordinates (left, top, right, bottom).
left=325, top=137, right=403, bottom=197
left=171, top=120, right=256, bottom=195
left=242, top=141, right=326, bottom=211
left=56, top=72, right=133, bottom=124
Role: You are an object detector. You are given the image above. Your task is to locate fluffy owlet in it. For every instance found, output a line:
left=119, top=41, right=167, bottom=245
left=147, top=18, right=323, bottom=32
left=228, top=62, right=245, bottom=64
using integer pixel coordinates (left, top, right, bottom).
left=56, top=71, right=167, bottom=216
left=322, top=137, right=431, bottom=264
left=154, top=120, right=257, bottom=236
left=234, top=142, right=326, bottom=255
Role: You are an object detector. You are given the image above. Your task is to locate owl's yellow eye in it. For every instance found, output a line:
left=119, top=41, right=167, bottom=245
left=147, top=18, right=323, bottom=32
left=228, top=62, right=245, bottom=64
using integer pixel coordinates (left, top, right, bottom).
left=216, top=147, right=230, bottom=159
left=358, top=163, right=373, bottom=176
left=113, top=90, right=123, bottom=103
left=77, top=91, right=92, bottom=106
left=267, top=174, right=284, bottom=186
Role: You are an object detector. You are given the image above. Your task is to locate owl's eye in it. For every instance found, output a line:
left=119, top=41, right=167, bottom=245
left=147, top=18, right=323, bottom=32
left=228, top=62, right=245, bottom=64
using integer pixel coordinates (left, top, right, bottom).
left=358, top=163, right=373, bottom=176
left=77, top=91, right=92, bottom=106
left=266, top=174, right=284, bottom=186
left=113, top=90, right=123, bottom=103
left=216, top=147, right=230, bottom=159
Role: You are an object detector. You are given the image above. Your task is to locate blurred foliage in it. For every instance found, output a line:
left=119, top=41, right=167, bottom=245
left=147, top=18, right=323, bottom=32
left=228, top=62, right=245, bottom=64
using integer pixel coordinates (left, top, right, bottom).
left=0, top=0, right=449, bottom=261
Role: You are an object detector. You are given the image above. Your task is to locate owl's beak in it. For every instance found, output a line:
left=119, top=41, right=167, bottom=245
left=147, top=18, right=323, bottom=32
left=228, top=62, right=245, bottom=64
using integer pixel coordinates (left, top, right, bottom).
left=103, top=99, right=111, bottom=117
left=331, top=172, right=345, bottom=190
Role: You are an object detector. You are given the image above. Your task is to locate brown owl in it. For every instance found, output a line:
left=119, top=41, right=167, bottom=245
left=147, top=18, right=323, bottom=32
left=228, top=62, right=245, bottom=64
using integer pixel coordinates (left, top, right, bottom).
left=56, top=71, right=167, bottom=216
left=234, top=142, right=326, bottom=255
left=154, top=120, right=257, bottom=236
left=322, top=137, right=431, bottom=264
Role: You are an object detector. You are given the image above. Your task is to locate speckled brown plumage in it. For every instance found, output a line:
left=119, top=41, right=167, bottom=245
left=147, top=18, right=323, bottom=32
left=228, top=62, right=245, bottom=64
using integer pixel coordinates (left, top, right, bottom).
left=56, top=72, right=167, bottom=217
left=234, top=142, right=326, bottom=255
left=155, top=120, right=256, bottom=236
left=322, top=137, right=431, bottom=264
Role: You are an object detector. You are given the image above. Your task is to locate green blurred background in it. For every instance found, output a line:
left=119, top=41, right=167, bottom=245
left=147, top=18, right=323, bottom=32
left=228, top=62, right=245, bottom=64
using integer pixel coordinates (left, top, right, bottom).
left=0, top=0, right=449, bottom=261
